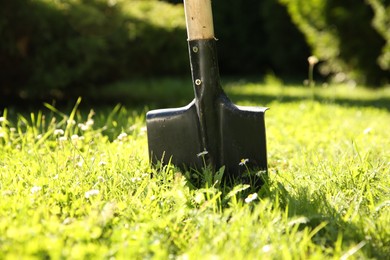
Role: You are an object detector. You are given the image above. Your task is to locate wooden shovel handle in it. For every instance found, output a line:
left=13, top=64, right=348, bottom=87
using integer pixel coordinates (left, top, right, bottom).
left=184, top=0, right=215, bottom=40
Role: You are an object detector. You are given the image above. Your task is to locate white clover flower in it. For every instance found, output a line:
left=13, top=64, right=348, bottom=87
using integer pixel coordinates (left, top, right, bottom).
left=99, top=161, right=107, bottom=166
left=71, top=134, right=79, bottom=141
left=67, top=119, right=76, bottom=125
left=363, top=127, right=372, bottom=135
left=140, top=126, right=147, bottom=135
left=131, top=177, right=141, bottom=183
left=262, top=244, right=272, bottom=253
left=239, top=158, right=249, bottom=166
left=54, top=129, right=64, bottom=136
left=117, top=132, right=128, bottom=141
left=36, top=134, right=42, bottom=140
left=245, top=193, right=258, bottom=204
left=58, top=136, right=67, bottom=142
left=197, top=150, right=208, bottom=157
left=77, top=160, right=84, bottom=168
left=86, top=119, right=94, bottom=127
left=78, top=123, right=89, bottom=131
left=31, top=186, right=42, bottom=194
left=0, top=117, right=5, bottom=122
left=85, top=189, right=99, bottom=199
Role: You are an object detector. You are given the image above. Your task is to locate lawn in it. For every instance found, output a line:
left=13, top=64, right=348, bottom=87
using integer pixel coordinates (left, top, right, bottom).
left=0, top=80, right=389, bottom=259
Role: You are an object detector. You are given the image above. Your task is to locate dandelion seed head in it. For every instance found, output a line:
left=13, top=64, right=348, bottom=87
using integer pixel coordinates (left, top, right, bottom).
left=308, top=55, right=319, bottom=65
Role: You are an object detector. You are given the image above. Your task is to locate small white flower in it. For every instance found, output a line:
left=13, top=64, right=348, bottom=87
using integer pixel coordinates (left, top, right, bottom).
left=86, top=119, right=94, bottom=127
left=67, top=119, right=76, bottom=125
left=71, top=134, right=79, bottom=141
left=77, top=160, right=83, bottom=168
left=85, top=189, right=99, bottom=199
left=197, top=150, right=208, bottom=157
left=239, top=158, right=249, bottom=166
left=117, top=132, right=127, bottom=141
left=54, top=129, right=64, bottom=136
left=58, top=136, right=67, bottom=142
left=0, top=117, right=5, bottom=123
left=245, top=193, right=258, bottom=203
left=262, top=244, right=272, bottom=253
left=99, top=161, right=107, bottom=166
left=131, top=177, right=141, bottom=183
left=363, top=127, right=372, bottom=135
left=10, top=128, right=16, bottom=133
left=31, top=186, right=42, bottom=194
left=140, top=126, right=147, bottom=135
left=36, top=134, right=42, bottom=140
left=78, top=123, right=89, bottom=131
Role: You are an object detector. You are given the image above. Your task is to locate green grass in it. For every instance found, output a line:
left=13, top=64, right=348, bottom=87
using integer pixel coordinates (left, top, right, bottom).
left=0, top=82, right=389, bottom=259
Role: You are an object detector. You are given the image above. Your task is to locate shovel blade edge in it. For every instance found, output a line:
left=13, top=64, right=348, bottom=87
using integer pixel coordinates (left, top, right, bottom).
left=146, top=100, right=203, bottom=170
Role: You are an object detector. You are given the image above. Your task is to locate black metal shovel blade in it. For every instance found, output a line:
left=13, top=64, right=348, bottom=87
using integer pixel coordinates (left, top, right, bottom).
left=146, top=100, right=204, bottom=170
left=218, top=97, right=268, bottom=175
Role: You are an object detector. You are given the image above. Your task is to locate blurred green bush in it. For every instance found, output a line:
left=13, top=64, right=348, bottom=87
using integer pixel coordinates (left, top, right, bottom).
left=280, top=0, right=390, bottom=85
left=2, top=0, right=389, bottom=101
left=0, top=0, right=187, bottom=99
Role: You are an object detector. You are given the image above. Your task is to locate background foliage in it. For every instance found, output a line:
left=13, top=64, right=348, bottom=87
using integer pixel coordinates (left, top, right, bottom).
left=280, top=0, right=390, bottom=85
left=1, top=0, right=390, bottom=101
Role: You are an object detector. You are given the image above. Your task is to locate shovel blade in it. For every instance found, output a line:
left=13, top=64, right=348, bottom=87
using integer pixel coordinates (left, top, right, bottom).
left=146, top=100, right=203, bottom=170
left=219, top=98, right=268, bottom=176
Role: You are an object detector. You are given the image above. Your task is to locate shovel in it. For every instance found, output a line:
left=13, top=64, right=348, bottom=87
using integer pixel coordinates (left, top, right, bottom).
left=146, top=0, right=268, bottom=178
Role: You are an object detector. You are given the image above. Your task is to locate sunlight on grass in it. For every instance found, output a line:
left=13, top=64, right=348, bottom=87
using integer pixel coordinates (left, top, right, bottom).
left=0, top=84, right=389, bottom=258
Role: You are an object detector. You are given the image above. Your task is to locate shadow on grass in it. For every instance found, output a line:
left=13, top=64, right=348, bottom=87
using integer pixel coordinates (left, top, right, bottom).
left=263, top=180, right=389, bottom=259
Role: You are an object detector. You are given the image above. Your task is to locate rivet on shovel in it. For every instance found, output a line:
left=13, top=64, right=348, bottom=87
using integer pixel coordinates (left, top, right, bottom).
left=195, top=79, right=202, bottom=86
left=146, top=0, right=268, bottom=179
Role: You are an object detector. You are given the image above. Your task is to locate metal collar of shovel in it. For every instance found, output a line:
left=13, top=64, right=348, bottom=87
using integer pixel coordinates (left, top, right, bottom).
left=146, top=0, right=268, bottom=180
